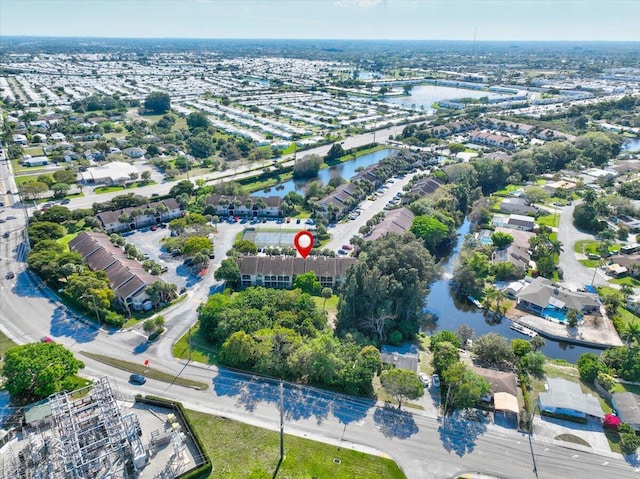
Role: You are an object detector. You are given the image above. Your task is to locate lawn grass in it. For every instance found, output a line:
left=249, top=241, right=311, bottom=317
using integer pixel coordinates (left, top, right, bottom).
left=579, top=259, right=602, bottom=268
left=610, top=276, right=640, bottom=288
left=80, top=351, right=209, bottom=390
left=58, top=232, right=78, bottom=248
left=95, top=184, right=128, bottom=194
left=14, top=173, right=44, bottom=185
left=493, top=184, right=522, bottom=196
left=23, top=146, right=44, bottom=157
left=172, top=325, right=219, bottom=364
left=185, top=409, right=406, bottom=479
left=311, top=294, right=340, bottom=315
left=555, top=434, right=590, bottom=447
left=611, top=382, right=640, bottom=394
left=0, top=329, right=17, bottom=370
left=537, top=213, right=559, bottom=228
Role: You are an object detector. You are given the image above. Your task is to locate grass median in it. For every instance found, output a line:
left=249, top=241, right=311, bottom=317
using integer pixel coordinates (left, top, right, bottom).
left=81, top=351, right=209, bottom=390
left=186, top=409, right=406, bottom=479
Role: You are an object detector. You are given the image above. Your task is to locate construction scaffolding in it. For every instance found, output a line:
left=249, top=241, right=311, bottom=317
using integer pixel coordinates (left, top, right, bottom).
left=0, top=377, right=146, bottom=479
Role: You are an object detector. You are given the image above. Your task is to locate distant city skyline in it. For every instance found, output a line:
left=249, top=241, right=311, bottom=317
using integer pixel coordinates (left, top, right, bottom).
left=0, top=0, right=639, bottom=42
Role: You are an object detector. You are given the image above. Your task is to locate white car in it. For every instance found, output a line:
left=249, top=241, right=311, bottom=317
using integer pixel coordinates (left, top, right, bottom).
left=418, top=372, right=430, bottom=387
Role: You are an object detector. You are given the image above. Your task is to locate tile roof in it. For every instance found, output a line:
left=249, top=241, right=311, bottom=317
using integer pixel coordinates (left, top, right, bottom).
left=237, top=256, right=357, bottom=279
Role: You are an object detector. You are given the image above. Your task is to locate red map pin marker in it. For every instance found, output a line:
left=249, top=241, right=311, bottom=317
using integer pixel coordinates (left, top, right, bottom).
left=294, top=231, right=314, bottom=258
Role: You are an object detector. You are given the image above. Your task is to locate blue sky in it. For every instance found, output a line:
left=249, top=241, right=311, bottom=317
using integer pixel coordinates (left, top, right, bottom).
left=1, top=0, right=639, bottom=41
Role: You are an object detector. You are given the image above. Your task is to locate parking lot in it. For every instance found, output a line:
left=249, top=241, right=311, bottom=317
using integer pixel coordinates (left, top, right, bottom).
left=122, top=228, right=196, bottom=290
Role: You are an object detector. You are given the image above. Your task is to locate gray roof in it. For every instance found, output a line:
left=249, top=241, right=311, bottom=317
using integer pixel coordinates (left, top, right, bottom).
left=471, top=366, right=518, bottom=396
left=613, top=392, right=640, bottom=425
left=517, top=277, right=600, bottom=311
left=538, top=378, right=604, bottom=419
left=367, top=208, right=415, bottom=241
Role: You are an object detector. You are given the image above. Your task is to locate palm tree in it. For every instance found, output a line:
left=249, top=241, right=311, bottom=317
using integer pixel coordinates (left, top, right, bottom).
left=482, top=287, right=497, bottom=311
left=494, top=288, right=508, bottom=315
left=566, top=309, right=580, bottom=328
left=620, top=284, right=634, bottom=302
left=622, top=321, right=640, bottom=346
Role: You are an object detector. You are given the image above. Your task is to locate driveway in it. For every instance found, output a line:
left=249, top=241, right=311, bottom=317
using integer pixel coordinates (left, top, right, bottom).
left=533, top=415, right=612, bottom=454
left=556, top=202, right=607, bottom=287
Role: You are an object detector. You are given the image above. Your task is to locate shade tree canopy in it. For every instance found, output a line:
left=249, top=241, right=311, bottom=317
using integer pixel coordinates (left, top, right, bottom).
left=3, top=343, right=85, bottom=399
left=380, top=368, right=424, bottom=409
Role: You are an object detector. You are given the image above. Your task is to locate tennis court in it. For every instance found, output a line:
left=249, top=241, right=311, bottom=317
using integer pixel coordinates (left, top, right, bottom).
left=242, top=228, right=301, bottom=248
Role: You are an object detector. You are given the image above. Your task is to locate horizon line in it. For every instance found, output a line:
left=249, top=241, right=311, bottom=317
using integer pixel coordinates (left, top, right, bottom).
left=1, top=35, right=639, bottom=44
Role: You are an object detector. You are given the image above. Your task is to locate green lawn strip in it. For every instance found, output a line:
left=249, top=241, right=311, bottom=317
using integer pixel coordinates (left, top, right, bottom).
left=537, top=213, right=559, bottom=228
left=611, top=382, right=640, bottom=394
left=58, top=232, right=79, bottom=248
left=80, top=351, right=209, bottom=390
left=172, top=325, right=219, bottom=364
left=14, top=173, right=45, bottom=185
left=574, top=239, right=598, bottom=254
left=0, top=329, right=17, bottom=370
left=579, top=259, right=601, bottom=268
left=610, top=276, right=640, bottom=287
left=555, top=434, right=590, bottom=447
left=185, top=409, right=406, bottom=479
left=23, top=147, right=44, bottom=157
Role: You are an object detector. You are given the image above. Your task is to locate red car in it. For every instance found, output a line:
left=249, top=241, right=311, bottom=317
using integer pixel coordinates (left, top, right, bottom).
left=341, top=244, right=353, bottom=251
left=150, top=225, right=157, bottom=231
left=40, top=336, right=53, bottom=343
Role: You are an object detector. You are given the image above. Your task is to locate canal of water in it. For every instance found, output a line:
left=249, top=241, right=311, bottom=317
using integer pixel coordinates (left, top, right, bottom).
left=254, top=148, right=396, bottom=197
left=423, top=219, right=603, bottom=363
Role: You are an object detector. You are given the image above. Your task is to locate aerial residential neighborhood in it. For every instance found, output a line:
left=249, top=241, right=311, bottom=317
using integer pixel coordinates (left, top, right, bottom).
left=0, top=1, right=640, bottom=478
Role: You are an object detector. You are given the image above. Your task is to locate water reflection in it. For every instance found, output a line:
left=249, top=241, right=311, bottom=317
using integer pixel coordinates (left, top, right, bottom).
left=423, top=219, right=603, bottom=362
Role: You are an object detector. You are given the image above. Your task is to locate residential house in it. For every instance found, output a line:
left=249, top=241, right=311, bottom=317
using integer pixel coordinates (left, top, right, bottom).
left=380, top=344, right=419, bottom=372
left=538, top=378, right=604, bottom=420
left=12, top=134, right=28, bottom=145
left=50, top=132, right=66, bottom=142
left=492, top=244, right=530, bottom=272
left=616, top=215, right=640, bottom=233
left=237, top=255, right=357, bottom=289
left=485, top=151, right=512, bottom=162
left=499, top=197, right=538, bottom=215
left=22, top=156, right=49, bottom=167
left=471, top=366, right=519, bottom=418
left=96, top=198, right=183, bottom=233
left=609, top=254, right=640, bottom=277
left=493, top=214, right=535, bottom=232
left=516, top=276, right=601, bottom=317
left=68, top=231, right=166, bottom=310
left=205, top=195, right=283, bottom=217
left=408, top=177, right=443, bottom=198
left=494, top=226, right=535, bottom=251
left=366, top=207, right=415, bottom=241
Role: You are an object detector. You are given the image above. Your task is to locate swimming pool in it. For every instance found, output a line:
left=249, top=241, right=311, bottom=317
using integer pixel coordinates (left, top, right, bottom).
left=542, top=307, right=567, bottom=322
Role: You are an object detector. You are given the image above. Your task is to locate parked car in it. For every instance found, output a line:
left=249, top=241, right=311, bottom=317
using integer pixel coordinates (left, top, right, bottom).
left=150, top=225, right=157, bottom=231
left=419, top=372, right=430, bottom=387
left=296, top=219, right=301, bottom=224
left=5, top=271, right=15, bottom=279
left=129, top=374, right=147, bottom=385
left=60, top=199, right=70, bottom=204
left=40, top=336, right=53, bottom=343
left=2, top=232, right=8, bottom=238
left=6, top=215, right=16, bottom=220
left=341, top=244, right=353, bottom=251
left=337, top=249, right=347, bottom=255
left=432, top=374, right=440, bottom=388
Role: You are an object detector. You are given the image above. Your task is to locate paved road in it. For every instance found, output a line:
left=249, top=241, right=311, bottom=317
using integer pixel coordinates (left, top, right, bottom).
left=65, top=123, right=412, bottom=210
left=555, top=201, right=608, bottom=287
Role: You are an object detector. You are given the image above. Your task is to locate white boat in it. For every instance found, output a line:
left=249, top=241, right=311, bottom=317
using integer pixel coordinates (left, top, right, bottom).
left=510, top=322, right=538, bottom=338
left=467, top=296, right=483, bottom=309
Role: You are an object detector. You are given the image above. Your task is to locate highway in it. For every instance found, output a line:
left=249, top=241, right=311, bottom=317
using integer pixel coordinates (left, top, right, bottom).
left=1, top=143, right=639, bottom=478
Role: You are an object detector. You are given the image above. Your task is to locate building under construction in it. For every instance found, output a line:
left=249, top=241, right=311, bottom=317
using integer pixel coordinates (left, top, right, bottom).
left=0, top=377, right=197, bottom=479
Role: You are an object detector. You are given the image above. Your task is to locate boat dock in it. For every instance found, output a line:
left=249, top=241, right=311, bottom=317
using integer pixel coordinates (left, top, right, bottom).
left=510, top=322, right=538, bottom=338
left=467, top=296, right=483, bottom=309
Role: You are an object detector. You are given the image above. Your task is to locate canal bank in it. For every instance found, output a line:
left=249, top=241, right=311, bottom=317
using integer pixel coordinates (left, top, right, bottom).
left=423, top=219, right=612, bottom=363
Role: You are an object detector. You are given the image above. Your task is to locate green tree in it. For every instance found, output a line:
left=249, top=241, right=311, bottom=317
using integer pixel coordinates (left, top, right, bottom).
left=321, top=287, right=333, bottom=309
left=410, top=215, right=450, bottom=254
left=511, top=338, right=532, bottom=358
left=577, top=353, right=608, bottom=383
left=432, top=341, right=460, bottom=375
left=51, top=182, right=70, bottom=199
left=188, top=134, right=214, bottom=158
left=338, top=234, right=439, bottom=341
left=144, top=92, right=171, bottom=114
left=293, top=154, right=323, bottom=179
left=53, top=169, right=77, bottom=184
left=183, top=236, right=212, bottom=257
left=28, top=221, right=65, bottom=246
left=520, top=351, right=546, bottom=377
left=20, top=181, right=49, bottom=200
left=456, top=325, right=475, bottom=348
left=2, top=343, right=84, bottom=399
left=232, top=239, right=258, bottom=255
left=214, top=258, right=240, bottom=287
left=566, top=309, right=580, bottom=328
left=429, top=330, right=462, bottom=351
left=219, top=331, right=257, bottom=369
left=442, top=362, right=490, bottom=413
left=380, top=368, right=424, bottom=409
left=186, top=111, right=210, bottom=131
left=293, top=271, right=322, bottom=296
left=473, top=333, right=515, bottom=368
left=491, top=232, right=514, bottom=248
left=325, top=143, right=345, bottom=161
